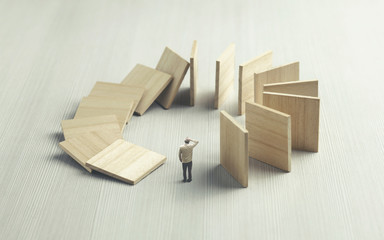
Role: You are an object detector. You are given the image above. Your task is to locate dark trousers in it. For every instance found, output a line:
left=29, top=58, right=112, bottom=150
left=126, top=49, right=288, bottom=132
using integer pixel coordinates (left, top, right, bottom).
left=182, top=162, right=192, bottom=180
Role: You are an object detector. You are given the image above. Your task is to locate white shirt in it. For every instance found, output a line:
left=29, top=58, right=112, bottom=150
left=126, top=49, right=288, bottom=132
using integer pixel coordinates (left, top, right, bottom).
left=179, top=139, right=199, bottom=163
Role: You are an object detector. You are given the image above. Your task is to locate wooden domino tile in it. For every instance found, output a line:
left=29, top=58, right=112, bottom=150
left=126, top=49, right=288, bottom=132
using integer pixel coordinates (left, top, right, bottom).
left=86, top=139, right=167, bottom=185
left=214, top=43, right=235, bottom=109
left=220, top=111, right=249, bottom=187
left=245, top=101, right=291, bottom=172
left=190, top=40, right=198, bottom=106
left=263, top=80, right=318, bottom=97
left=254, top=62, right=299, bottom=104
left=59, top=130, right=123, bottom=172
left=238, top=51, right=273, bottom=115
left=156, top=47, right=190, bottom=109
left=74, top=96, right=134, bottom=132
left=88, top=82, right=145, bottom=122
left=61, top=115, right=121, bottom=140
left=121, top=64, right=173, bottom=115
left=263, top=92, right=320, bottom=152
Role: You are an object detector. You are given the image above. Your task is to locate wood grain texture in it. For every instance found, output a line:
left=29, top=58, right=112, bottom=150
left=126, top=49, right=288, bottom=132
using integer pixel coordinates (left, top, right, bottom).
left=86, top=139, right=166, bottom=185
left=61, top=115, right=121, bottom=140
left=74, top=96, right=134, bottom=132
left=156, top=47, right=190, bottom=109
left=245, top=101, right=291, bottom=172
left=121, top=64, right=173, bottom=115
left=264, top=80, right=318, bottom=97
left=238, top=51, right=273, bottom=115
left=88, top=82, right=145, bottom=121
left=59, top=130, right=123, bottom=172
left=190, top=40, right=198, bottom=106
left=254, top=62, right=299, bottom=104
left=214, top=43, right=235, bottom=109
left=2, top=1, right=384, bottom=239
left=220, top=111, right=249, bottom=187
left=263, top=92, right=320, bottom=152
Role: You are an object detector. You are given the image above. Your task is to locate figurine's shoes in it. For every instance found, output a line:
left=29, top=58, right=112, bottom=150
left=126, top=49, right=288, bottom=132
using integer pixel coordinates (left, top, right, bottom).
left=187, top=179, right=192, bottom=182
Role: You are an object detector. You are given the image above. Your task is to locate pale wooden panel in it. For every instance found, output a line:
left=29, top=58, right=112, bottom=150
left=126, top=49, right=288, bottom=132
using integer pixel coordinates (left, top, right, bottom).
left=86, top=139, right=166, bottom=185
left=264, top=80, right=318, bottom=97
left=190, top=40, right=198, bottom=106
left=156, top=47, right=190, bottom=109
left=214, top=43, right=235, bottom=109
left=121, top=64, right=173, bottom=115
left=59, top=131, right=123, bottom=172
left=238, top=51, right=273, bottom=115
left=61, top=115, right=121, bottom=140
left=245, top=101, right=291, bottom=172
left=263, top=92, right=320, bottom=152
left=220, top=111, right=249, bottom=187
left=88, top=82, right=145, bottom=122
left=254, top=62, right=299, bottom=104
left=74, top=96, right=134, bottom=132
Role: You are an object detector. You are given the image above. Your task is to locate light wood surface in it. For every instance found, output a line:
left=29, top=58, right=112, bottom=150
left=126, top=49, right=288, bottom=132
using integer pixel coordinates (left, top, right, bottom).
left=155, top=47, right=190, bottom=109
left=263, top=92, right=320, bottom=152
left=88, top=82, right=145, bottom=122
left=61, top=115, right=121, bottom=140
left=214, top=43, right=235, bottom=109
left=190, top=40, right=198, bottom=106
left=121, top=64, right=173, bottom=115
left=245, top=102, right=291, bottom=172
left=263, top=80, right=318, bottom=97
left=59, top=130, right=123, bottom=172
left=220, top=111, right=249, bottom=187
left=2, top=1, right=384, bottom=239
left=86, top=139, right=166, bottom=185
left=238, top=51, right=273, bottom=115
left=74, top=96, right=134, bottom=132
left=254, top=62, right=299, bottom=104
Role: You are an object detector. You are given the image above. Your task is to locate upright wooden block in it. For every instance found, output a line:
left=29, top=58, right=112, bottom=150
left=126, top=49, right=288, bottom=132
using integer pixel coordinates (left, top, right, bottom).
left=86, top=139, right=167, bottom=185
left=263, top=92, right=320, bottom=152
left=220, top=111, right=249, bottom=187
left=238, top=51, right=273, bottom=115
left=59, top=130, right=123, bottom=172
left=121, top=64, right=173, bottom=115
left=254, top=62, right=299, bottom=104
left=88, top=82, right=145, bottom=122
left=74, top=96, right=134, bottom=132
left=61, top=115, right=121, bottom=140
left=190, top=40, right=198, bottom=106
left=214, top=43, right=235, bottom=109
left=245, top=102, right=291, bottom=172
left=263, top=80, right=318, bottom=97
left=156, top=47, right=190, bottom=109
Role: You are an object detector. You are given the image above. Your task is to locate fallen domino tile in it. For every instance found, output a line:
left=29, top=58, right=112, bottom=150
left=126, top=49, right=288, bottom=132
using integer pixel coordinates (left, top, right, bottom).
left=156, top=47, right=190, bottom=109
left=238, top=51, right=273, bottom=115
left=245, top=101, right=291, bottom=172
left=254, top=62, right=299, bottom=104
left=59, top=130, right=123, bottom=172
left=74, top=96, right=134, bottom=132
left=86, top=139, right=167, bottom=185
left=214, top=43, right=235, bottom=109
left=190, top=40, right=198, bottom=106
left=61, top=115, right=121, bottom=140
left=121, top=64, right=173, bottom=115
left=88, top=82, right=145, bottom=122
left=220, top=111, right=249, bottom=187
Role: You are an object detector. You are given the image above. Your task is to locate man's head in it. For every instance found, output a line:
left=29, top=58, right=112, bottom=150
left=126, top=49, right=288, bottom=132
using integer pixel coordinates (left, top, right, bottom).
left=184, top=138, right=190, bottom=144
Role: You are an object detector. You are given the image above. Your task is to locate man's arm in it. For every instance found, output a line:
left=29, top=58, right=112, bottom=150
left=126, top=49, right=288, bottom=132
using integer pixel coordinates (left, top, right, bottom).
left=187, top=138, right=199, bottom=148
left=178, top=148, right=182, bottom=162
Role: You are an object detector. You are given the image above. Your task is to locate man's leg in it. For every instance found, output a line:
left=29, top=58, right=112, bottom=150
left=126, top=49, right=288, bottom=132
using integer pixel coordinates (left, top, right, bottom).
left=182, top=163, right=187, bottom=182
left=187, top=161, right=192, bottom=182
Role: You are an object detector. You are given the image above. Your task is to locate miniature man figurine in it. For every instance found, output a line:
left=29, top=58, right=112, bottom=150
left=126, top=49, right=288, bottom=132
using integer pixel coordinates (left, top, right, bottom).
left=179, top=137, right=199, bottom=182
